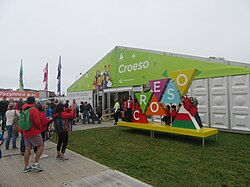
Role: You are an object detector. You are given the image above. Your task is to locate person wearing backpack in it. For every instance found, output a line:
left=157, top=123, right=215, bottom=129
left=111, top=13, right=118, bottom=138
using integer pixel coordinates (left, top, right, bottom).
left=180, top=96, right=203, bottom=128
left=53, top=103, right=74, bottom=161
left=19, top=97, right=44, bottom=173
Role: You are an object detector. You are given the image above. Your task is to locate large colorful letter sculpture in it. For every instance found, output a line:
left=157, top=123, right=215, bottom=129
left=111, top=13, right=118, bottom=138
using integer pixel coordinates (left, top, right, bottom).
left=145, top=94, right=167, bottom=116
left=161, top=80, right=181, bottom=104
left=133, top=69, right=201, bottom=130
left=170, top=69, right=198, bottom=95
left=132, top=103, right=149, bottom=123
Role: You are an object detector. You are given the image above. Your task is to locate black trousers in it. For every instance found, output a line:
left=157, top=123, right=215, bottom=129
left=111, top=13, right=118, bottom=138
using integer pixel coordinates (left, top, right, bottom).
left=20, top=133, right=25, bottom=154
left=161, top=116, right=170, bottom=124
left=194, top=113, right=203, bottom=128
left=114, top=112, right=119, bottom=123
left=57, top=132, right=69, bottom=154
left=127, top=108, right=132, bottom=122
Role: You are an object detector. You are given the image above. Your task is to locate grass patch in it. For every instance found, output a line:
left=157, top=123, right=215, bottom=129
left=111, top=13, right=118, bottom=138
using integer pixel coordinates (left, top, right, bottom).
left=51, top=127, right=250, bottom=187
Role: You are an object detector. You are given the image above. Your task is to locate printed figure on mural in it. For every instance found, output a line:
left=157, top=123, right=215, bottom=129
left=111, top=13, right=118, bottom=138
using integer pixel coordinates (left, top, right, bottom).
left=93, top=65, right=112, bottom=91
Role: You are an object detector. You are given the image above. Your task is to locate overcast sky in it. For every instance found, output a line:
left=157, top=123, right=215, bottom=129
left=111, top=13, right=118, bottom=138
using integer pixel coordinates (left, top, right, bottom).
left=0, top=0, right=250, bottom=93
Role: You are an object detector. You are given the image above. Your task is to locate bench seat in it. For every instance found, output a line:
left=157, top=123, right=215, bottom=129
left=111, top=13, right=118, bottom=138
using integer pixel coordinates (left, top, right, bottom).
left=118, top=121, right=218, bottom=147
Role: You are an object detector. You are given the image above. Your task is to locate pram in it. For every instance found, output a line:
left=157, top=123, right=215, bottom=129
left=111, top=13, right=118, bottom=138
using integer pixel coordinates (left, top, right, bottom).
left=89, top=111, right=100, bottom=124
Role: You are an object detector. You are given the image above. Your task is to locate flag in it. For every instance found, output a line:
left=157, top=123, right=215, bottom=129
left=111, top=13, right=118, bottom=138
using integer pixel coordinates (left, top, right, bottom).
left=19, top=60, right=24, bottom=91
left=57, top=56, right=62, bottom=96
left=43, top=63, right=48, bottom=94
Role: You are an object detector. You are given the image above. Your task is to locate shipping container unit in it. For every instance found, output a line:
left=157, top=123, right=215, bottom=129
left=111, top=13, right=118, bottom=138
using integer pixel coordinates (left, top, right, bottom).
left=190, top=74, right=250, bottom=132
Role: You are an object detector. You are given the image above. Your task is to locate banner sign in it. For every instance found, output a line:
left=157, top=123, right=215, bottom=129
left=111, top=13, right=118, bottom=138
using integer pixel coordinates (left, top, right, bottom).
left=0, top=91, right=39, bottom=99
left=67, top=91, right=93, bottom=105
left=68, top=47, right=250, bottom=93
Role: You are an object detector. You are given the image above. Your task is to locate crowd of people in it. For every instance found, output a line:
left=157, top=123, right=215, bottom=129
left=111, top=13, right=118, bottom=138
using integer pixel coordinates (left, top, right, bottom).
left=0, top=94, right=203, bottom=172
left=0, top=96, right=83, bottom=173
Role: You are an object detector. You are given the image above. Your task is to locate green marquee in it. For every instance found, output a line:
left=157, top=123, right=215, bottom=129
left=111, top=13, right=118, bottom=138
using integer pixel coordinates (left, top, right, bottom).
left=67, top=46, right=250, bottom=92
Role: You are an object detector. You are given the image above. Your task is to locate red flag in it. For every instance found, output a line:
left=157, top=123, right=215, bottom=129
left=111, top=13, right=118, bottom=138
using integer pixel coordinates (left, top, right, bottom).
left=43, top=63, right=48, bottom=93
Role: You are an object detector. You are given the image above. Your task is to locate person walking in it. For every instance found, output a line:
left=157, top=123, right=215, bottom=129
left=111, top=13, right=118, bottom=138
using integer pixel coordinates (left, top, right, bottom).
left=5, top=103, right=20, bottom=150
left=69, top=99, right=77, bottom=130
left=0, top=96, right=9, bottom=136
left=53, top=103, right=74, bottom=161
left=20, top=97, right=44, bottom=173
left=96, top=105, right=102, bottom=124
left=86, top=103, right=95, bottom=124
left=113, top=100, right=120, bottom=125
left=83, top=102, right=90, bottom=124
left=80, top=101, right=85, bottom=122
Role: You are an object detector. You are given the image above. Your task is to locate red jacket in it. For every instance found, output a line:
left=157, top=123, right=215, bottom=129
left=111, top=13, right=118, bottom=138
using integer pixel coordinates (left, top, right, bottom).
left=20, top=104, right=42, bottom=138
left=53, top=109, right=75, bottom=132
left=170, top=109, right=178, bottom=118
left=40, top=111, right=51, bottom=133
left=183, top=98, right=198, bottom=116
left=121, top=101, right=127, bottom=110
left=126, top=99, right=134, bottom=109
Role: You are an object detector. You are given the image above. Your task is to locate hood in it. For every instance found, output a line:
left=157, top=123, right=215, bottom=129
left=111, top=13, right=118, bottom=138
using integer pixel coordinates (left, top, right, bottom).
left=22, top=104, right=34, bottom=111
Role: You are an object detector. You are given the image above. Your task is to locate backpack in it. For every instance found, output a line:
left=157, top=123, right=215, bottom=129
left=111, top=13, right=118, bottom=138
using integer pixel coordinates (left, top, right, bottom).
left=54, top=114, right=66, bottom=133
left=18, top=108, right=33, bottom=131
left=189, top=97, right=199, bottom=106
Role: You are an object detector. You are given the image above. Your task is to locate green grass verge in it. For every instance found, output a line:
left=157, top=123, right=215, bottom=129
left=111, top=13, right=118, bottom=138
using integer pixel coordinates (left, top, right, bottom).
left=51, top=127, right=250, bottom=187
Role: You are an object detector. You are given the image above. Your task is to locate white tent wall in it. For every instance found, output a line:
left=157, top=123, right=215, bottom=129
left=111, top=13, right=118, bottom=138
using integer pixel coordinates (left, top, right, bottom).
left=190, top=74, right=250, bottom=133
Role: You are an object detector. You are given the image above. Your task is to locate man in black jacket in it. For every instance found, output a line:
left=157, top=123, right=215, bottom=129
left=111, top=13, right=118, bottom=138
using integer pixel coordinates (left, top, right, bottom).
left=0, top=97, right=9, bottom=136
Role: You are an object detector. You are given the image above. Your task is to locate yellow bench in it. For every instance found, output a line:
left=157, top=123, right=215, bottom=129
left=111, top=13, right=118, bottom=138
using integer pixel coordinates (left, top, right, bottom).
left=118, top=122, right=218, bottom=147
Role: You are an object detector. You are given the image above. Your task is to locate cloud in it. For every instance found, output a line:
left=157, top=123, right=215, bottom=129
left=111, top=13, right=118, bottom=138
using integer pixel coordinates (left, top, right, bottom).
left=0, top=0, right=249, bottom=92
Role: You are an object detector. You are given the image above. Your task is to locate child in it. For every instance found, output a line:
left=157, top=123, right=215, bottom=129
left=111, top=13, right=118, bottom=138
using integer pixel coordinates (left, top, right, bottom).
left=0, top=132, right=4, bottom=159
left=170, top=105, right=178, bottom=124
left=161, top=105, right=171, bottom=125
left=180, top=96, right=203, bottom=128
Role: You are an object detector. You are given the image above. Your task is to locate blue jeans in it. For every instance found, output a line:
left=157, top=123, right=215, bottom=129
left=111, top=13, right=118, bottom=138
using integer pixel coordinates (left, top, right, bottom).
left=83, top=111, right=89, bottom=124
left=5, top=125, right=18, bottom=149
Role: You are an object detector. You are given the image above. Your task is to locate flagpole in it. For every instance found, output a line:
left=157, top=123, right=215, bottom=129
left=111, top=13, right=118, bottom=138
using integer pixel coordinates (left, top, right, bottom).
left=57, top=56, right=62, bottom=100
left=47, top=63, right=49, bottom=100
left=19, top=59, right=24, bottom=92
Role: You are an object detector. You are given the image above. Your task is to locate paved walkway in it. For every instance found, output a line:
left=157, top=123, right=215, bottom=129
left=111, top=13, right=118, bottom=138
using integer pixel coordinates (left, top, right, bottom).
left=0, top=121, right=151, bottom=187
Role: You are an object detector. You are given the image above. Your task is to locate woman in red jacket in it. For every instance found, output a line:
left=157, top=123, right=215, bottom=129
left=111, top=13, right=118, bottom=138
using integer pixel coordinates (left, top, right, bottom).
left=53, top=103, right=75, bottom=161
